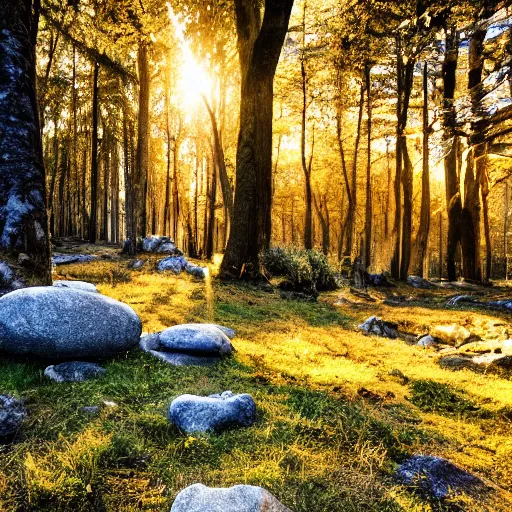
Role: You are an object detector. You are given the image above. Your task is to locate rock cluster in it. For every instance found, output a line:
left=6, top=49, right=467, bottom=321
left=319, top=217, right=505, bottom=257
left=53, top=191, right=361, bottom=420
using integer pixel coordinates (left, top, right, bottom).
left=169, top=391, right=256, bottom=433
left=140, top=323, right=234, bottom=366
left=170, top=484, right=292, bottom=512
left=157, top=255, right=206, bottom=279
left=141, top=235, right=181, bottom=254
left=0, top=287, right=141, bottom=359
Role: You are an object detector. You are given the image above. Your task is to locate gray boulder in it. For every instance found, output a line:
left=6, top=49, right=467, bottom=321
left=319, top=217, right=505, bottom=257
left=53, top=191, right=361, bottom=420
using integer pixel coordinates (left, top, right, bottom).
left=52, top=253, right=97, bottom=266
left=128, top=259, right=144, bottom=269
left=53, top=280, right=98, bottom=293
left=417, top=335, right=436, bottom=348
left=157, top=256, right=188, bottom=273
left=148, top=350, right=221, bottom=367
left=0, top=287, right=141, bottom=359
left=159, top=324, right=233, bottom=356
left=185, top=263, right=206, bottom=279
left=170, top=484, right=292, bottom=512
left=44, top=361, right=106, bottom=382
left=169, top=391, right=256, bottom=433
left=407, top=275, right=435, bottom=289
left=0, top=395, right=26, bottom=439
left=395, top=455, right=487, bottom=500
left=212, top=325, right=236, bottom=339
left=142, top=235, right=180, bottom=254
left=142, top=235, right=163, bottom=252
left=358, top=316, right=399, bottom=339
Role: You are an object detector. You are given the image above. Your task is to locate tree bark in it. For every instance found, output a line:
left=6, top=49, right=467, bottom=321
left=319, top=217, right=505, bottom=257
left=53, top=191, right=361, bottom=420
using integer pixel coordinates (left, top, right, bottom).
left=221, top=0, right=294, bottom=278
left=443, top=28, right=462, bottom=281
left=0, top=0, right=51, bottom=282
left=416, top=62, right=431, bottom=278
left=88, top=61, right=99, bottom=243
left=364, top=63, right=372, bottom=269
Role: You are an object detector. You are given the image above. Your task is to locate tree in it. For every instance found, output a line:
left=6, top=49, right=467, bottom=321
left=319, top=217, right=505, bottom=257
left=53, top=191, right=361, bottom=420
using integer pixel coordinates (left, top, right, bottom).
left=0, top=0, right=51, bottom=284
left=221, top=0, right=294, bottom=278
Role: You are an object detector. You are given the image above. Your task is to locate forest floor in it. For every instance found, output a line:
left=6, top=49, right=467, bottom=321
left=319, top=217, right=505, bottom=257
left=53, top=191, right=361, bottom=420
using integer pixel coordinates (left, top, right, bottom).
left=1, top=245, right=512, bottom=511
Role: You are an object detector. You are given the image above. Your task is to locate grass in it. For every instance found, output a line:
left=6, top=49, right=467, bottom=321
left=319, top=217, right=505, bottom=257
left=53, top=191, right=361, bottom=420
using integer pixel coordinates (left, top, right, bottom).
left=0, top=255, right=512, bottom=511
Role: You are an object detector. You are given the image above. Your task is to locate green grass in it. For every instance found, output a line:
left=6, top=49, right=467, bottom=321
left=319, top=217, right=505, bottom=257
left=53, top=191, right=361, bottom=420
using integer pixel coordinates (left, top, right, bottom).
left=0, top=257, right=511, bottom=511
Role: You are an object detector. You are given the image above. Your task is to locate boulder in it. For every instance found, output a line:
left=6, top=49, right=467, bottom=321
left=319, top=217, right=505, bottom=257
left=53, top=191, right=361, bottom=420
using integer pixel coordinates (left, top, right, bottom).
left=431, top=324, right=473, bottom=347
left=395, top=455, right=487, bottom=500
left=157, top=256, right=188, bottom=273
left=358, top=316, right=399, bottom=339
left=53, top=280, right=98, bottom=293
left=417, top=335, right=436, bottom=348
left=170, top=484, right=292, bottom=512
left=142, top=235, right=181, bottom=254
left=0, top=287, right=141, bottom=359
left=407, top=275, right=435, bottom=289
left=128, top=259, right=144, bottom=269
left=148, top=350, right=221, bottom=367
left=159, top=324, right=233, bottom=356
left=0, top=395, right=26, bottom=439
left=52, top=253, right=97, bottom=266
left=169, top=391, right=256, bottom=433
left=142, top=235, right=163, bottom=252
left=44, top=361, right=106, bottom=382
left=212, top=325, right=236, bottom=339
left=438, top=355, right=480, bottom=372
left=446, top=295, right=478, bottom=307
left=185, top=263, right=206, bottom=279
left=488, top=299, right=512, bottom=311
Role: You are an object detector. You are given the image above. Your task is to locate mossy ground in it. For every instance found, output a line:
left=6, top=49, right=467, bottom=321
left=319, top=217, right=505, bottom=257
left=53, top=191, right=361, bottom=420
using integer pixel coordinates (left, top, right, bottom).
left=1, top=253, right=511, bottom=511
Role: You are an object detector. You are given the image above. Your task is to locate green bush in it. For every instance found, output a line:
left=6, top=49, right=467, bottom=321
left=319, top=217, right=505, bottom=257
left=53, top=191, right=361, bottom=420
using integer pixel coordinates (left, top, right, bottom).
left=262, top=247, right=338, bottom=294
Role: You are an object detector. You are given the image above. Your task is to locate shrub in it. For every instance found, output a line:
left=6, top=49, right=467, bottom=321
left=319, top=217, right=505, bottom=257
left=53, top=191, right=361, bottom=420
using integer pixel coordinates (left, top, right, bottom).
left=262, top=247, right=338, bottom=294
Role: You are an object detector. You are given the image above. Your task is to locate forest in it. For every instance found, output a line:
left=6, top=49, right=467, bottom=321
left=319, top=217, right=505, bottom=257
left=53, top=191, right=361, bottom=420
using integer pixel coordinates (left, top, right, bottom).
left=1, top=0, right=512, bottom=511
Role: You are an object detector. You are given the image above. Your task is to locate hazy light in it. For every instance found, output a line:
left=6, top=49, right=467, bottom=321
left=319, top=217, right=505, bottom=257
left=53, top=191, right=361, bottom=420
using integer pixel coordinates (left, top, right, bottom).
left=167, top=3, right=212, bottom=108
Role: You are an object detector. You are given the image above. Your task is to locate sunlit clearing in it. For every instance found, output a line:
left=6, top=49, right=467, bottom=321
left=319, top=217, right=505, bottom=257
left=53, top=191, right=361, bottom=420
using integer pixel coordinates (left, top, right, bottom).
left=167, top=3, right=211, bottom=108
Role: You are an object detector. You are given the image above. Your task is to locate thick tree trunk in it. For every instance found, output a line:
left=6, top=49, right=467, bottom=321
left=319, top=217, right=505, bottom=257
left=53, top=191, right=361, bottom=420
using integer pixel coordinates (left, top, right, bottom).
left=136, top=42, right=150, bottom=240
left=364, top=63, right=372, bottom=269
left=443, top=28, right=462, bottom=281
left=88, top=61, right=99, bottom=243
left=0, top=0, right=51, bottom=283
left=416, top=62, right=431, bottom=278
left=221, top=0, right=294, bottom=278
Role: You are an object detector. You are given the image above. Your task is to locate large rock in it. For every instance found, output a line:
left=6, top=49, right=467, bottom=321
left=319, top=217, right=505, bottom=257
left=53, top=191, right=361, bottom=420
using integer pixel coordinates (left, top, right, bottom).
left=0, top=287, right=141, bottom=359
left=159, top=324, right=233, bottom=356
left=53, top=280, right=98, bottom=293
left=407, top=275, right=435, bottom=289
left=170, top=484, right=292, bottom=512
left=44, top=361, right=106, bottom=382
left=0, top=395, right=26, bottom=439
left=157, top=255, right=188, bottom=273
left=52, top=253, right=97, bottom=266
left=142, top=235, right=181, bottom=254
left=169, top=391, right=256, bottom=433
left=358, top=316, right=399, bottom=339
left=395, top=455, right=487, bottom=500
left=431, top=324, right=473, bottom=347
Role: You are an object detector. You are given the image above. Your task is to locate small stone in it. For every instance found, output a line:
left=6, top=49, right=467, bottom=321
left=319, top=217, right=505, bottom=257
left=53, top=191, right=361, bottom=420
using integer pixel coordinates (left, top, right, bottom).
left=0, top=395, right=26, bottom=440
left=169, top=392, right=256, bottom=433
left=438, top=355, right=480, bottom=372
left=81, top=406, right=100, bottom=415
left=389, top=369, right=409, bottom=385
left=170, top=484, right=292, bottom=512
left=358, top=316, right=399, bottom=339
left=44, top=362, right=106, bottom=382
left=185, top=263, right=206, bottom=279
left=395, top=455, right=487, bottom=500
left=128, top=259, right=144, bottom=269
left=417, top=335, right=436, bottom=348
left=102, top=401, right=117, bottom=408
left=53, top=280, right=99, bottom=293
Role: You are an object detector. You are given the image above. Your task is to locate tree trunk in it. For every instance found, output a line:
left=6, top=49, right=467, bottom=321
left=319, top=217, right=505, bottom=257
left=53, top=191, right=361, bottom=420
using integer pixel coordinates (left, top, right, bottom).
left=88, top=61, right=99, bottom=243
left=443, top=28, right=462, bottom=281
left=416, top=62, right=431, bottom=277
left=206, top=147, right=217, bottom=259
left=0, top=0, right=51, bottom=283
left=364, top=63, right=372, bottom=269
left=221, top=0, right=294, bottom=278
left=136, top=42, right=150, bottom=240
